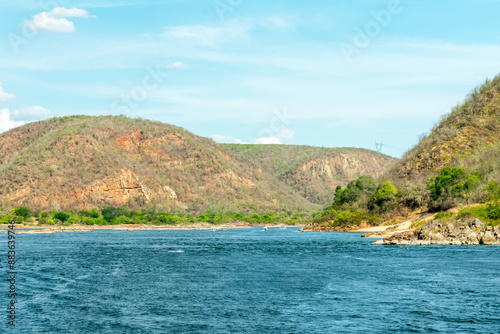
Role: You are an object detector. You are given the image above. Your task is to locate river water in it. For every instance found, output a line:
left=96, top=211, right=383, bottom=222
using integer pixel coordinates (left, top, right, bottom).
left=2, top=227, right=500, bottom=333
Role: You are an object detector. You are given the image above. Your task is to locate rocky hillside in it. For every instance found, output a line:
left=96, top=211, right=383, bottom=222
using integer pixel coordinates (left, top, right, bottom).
left=388, top=75, right=500, bottom=186
left=0, top=116, right=394, bottom=213
left=226, top=144, right=396, bottom=205
left=304, top=74, right=500, bottom=233
left=386, top=75, right=500, bottom=211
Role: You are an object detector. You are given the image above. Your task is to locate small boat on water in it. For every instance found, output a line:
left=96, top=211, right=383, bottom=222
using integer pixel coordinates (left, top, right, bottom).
left=263, top=226, right=268, bottom=231
left=280, top=225, right=285, bottom=229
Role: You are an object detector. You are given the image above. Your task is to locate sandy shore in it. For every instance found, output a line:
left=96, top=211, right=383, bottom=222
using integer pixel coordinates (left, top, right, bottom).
left=353, top=220, right=412, bottom=235
left=352, top=212, right=439, bottom=239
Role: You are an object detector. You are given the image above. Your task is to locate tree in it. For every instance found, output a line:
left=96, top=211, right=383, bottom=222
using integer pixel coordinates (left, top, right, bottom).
left=335, top=176, right=377, bottom=205
left=368, top=182, right=398, bottom=212
left=101, top=205, right=117, bottom=223
left=333, top=185, right=343, bottom=204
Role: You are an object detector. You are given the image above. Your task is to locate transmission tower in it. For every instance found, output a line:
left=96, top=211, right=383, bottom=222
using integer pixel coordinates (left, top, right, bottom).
left=375, top=142, right=384, bottom=153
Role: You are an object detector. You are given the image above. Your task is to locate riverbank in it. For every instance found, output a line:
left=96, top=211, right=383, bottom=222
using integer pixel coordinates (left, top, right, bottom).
left=0, top=222, right=302, bottom=234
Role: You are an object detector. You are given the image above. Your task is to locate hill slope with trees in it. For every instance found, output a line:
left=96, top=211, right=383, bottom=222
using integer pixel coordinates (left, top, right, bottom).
left=0, top=116, right=395, bottom=218
left=306, top=75, right=500, bottom=231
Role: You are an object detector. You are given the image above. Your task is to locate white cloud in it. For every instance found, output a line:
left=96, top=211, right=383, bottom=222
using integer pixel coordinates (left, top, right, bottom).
left=50, top=7, right=91, bottom=18
left=166, top=61, right=185, bottom=69
left=210, top=134, right=245, bottom=144
left=255, top=128, right=295, bottom=144
left=211, top=128, right=295, bottom=145
left=0, top=81, right=15, bottom=102
left=22, top=7, right=93, bottom=33
left=0, top=109, right=26, bottom=133
left=72, top=1, right=165, bottom=8
left=162, top=21, right=252, bottom=47
left=11, top=106, right=51, bottom=121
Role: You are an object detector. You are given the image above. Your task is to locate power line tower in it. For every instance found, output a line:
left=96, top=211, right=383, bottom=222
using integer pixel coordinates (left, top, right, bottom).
left=375, top=142, right=384, bottom=153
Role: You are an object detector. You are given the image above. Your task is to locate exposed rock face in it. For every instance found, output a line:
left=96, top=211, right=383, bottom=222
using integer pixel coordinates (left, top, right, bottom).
left=300, top=154, right=390, bottom=181
left=289, top=153, right=393, bottom=204
left=376, top=219, right=500, bottom=245
left=226, top=144, right=397, bottom=206
left=72, top=169, right=173, bottom=208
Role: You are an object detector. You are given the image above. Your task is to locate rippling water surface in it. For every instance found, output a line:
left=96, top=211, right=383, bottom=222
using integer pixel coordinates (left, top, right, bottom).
left=2, top=227, right=500, bottom=333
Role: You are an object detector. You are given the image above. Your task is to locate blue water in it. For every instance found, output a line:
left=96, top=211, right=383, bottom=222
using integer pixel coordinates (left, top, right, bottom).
left=2, top=227, right=500, bottom=333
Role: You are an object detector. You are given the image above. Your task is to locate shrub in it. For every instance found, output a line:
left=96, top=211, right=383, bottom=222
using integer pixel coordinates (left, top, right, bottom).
left=434, top=211, right=454, bottom=220
left=487, top=181, right=500, bottom=200
left=81, top=217, right=107, bottom=225
left=486, top=202, right=500, bottom=221
left=401, top=185, right=429, bottom=209
left=79, top=208, right=100, bottom=218
left=0, top=214, right=16, bottom=224
left=457, top=203, right=500, bottom=225
left=13, top=207, right=33, bottom=219
left=114, top=216, right=134, bottom=225
left=101, top=205, right=129, bottom=223
left=316, top=208, right=371, bottom=227
left=465, top=176, right=480, bottom=191
left=54, top=212, right=70, bottom=222
left=427, top=166, right=481, bottom=211
left=39, top=211, right=50, bottom=218
left=68, top=216, right=81, bottom=224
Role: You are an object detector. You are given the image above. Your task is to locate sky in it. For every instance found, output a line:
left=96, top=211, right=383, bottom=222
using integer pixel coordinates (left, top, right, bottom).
left=1, top=0, right=500, bottom=157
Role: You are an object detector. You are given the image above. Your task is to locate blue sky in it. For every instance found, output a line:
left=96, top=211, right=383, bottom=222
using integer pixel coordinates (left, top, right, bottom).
left=1, top=0, right=500, bottom=157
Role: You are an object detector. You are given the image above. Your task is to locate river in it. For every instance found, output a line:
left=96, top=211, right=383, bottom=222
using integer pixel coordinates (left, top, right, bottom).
left=2, top=227, right=500, bottom=333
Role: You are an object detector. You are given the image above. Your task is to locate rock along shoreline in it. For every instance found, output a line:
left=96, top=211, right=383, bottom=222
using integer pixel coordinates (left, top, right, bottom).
left=374, top=219, right=500, bottom=245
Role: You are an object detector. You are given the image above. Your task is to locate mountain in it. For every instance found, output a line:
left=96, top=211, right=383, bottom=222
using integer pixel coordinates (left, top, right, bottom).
left=226, top=144, right=395, bottom=205
left=0, top=115, right=395, bottom=213
left=389, top=75, right=500, bottom=186
left=306, top=74, right=500, bottom=232
left=387, top=75, right=500, bottom=213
